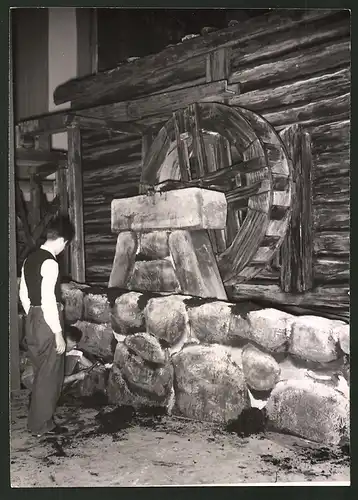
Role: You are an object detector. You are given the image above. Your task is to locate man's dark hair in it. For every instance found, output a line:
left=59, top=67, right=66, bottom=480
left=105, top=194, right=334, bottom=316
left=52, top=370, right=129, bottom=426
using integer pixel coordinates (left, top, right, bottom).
left=46, top=215, right=75, bottom=243
left=65, top=326, right=83, bottom=344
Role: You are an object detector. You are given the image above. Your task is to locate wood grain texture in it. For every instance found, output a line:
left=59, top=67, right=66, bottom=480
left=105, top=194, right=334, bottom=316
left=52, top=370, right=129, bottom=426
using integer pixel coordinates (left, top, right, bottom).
left=313, top=231, right=350, bottom=256
left=54, top=10, right=337, bottom=107
left=279, top=126, right=313, bottom=293
left=313, top=203, right=350, bottom=230
left=313, top=256, right=349, bottom=282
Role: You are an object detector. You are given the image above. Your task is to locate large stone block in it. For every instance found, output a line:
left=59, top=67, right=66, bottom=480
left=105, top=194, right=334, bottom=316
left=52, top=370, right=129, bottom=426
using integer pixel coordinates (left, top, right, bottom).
left=169, top=230, right=227, bottom=300
left=128, top=260, right=181, bottom=293
left=246, top=309, right=295, bottom=351
left=111, top=187, right=227, bottom=232
left=74, top=321, right=116, bottom=362
left=83, top=292, right=111, bottom=324
left=61, top=282, right=85, bottom=323
left=334, top=323, right=350, bottom=355
left=112, top=342, right=173, bottom=403
left=144, top=295, right=191, bottom=346
left=266, top=379, right=350, bottom=446
left=289, top=316, right=339, bottom=363
left=124, top=332, right=168, bottom=365
left=111, top=291, right=145, bottom=335
left=172, top=344, right=249, bottom=423
left=242, top=344, right=281, bottom=391
left=139, top=231, right=170, bottom=259
left=108, top=231, right=138, bottom=288
left=187, top=301, right=232, bottom=344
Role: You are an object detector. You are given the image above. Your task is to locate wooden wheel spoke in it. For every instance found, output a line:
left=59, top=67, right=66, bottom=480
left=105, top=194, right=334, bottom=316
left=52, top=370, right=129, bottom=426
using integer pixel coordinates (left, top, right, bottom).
left=173, top=110, right=191, bottom=182
left=226, top=181, right=266, bottom=207
left=187, top=103, right=208, bottom=178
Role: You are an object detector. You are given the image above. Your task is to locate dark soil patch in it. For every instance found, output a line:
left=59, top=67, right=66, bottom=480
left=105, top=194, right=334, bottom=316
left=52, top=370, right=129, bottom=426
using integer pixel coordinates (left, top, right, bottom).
left=225, top=408, right=267, bottom=437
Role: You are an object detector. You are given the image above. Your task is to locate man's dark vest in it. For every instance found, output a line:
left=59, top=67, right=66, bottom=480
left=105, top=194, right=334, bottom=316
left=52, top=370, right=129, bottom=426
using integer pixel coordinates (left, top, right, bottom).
left=23, top=248, right=62, bottom=306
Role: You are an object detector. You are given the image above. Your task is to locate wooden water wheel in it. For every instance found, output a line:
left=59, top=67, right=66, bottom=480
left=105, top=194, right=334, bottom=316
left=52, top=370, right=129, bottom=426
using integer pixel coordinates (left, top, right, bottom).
left=140, top=102, right=293, bottom=285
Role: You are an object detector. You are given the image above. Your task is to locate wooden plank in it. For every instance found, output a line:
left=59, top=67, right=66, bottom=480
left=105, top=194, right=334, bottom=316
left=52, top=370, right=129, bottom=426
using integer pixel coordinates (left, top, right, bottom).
left=206, top=47, right=230, bottom=82
left=70, top=115, right=145, bottom=135
left=56, top=165, right=69, bottom=275
left=230, top=67, right=350, bottom=112
left=67, top=125, right=86, bottom=283
left=173, top=110, right=190, bottom=182
left=187, top=102, right=208, bottom=178
left=261, top=93, right=350, bottom=129
left=313, top=203, right=350, bottom=230
left=313, top=256, right=349, bottom=282
left=229, top=39, right=350, bottom=93
left=229, top=283, right=349, bottom=311
left=313, top=231, right=350, bottom=256
left=279, top=125, right=313, bottom=293
left=15, top=180, right=34, bottom=248
left=169, top=230, right=228, bottom=300
left=230, top=14, right=349, bottom=71
left=54, top=10, right=336, bottom=106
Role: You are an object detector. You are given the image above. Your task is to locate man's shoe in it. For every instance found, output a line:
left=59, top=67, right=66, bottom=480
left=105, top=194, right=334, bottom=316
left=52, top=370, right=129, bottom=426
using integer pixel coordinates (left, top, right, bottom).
left=33, top=425, right=68, bottom=438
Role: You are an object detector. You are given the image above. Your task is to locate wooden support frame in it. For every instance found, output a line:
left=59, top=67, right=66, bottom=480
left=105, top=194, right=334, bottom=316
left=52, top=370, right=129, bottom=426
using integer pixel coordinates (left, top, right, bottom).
left=67, top=125, right=86, bottom=283
left=279, top=124, right=313, bottom=292
left=56, top=164, right=70, bottom=276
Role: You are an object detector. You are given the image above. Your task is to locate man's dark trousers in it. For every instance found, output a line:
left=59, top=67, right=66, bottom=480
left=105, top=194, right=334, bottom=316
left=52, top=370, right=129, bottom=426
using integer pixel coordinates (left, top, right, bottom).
left=25, top=305, right=64, bottom=435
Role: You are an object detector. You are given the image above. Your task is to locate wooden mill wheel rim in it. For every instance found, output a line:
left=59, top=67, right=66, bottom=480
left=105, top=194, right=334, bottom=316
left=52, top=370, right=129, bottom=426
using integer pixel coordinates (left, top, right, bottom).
left=140, top=102, right=292, bottom=285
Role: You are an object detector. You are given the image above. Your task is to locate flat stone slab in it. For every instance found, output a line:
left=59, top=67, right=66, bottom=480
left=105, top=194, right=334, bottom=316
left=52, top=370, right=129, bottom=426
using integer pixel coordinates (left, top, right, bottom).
left=111, top=187, right=227, bottom=232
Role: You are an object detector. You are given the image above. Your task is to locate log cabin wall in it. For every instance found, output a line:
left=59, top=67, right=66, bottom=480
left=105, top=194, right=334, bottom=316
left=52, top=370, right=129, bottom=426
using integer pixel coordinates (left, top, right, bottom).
left=73, top=9, right=349, bottom=317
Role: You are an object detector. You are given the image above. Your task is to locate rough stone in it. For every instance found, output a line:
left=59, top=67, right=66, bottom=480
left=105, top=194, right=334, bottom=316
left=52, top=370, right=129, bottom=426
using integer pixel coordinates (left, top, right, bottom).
left=124, top=332, right=167, bottom=365
left=172, top=344, right=249, bottom=423
left=111, top=342, right=173, bottom=403
left=266, top=379, right=350, bottom=446
left=278, top=357, right=309, bottom=382
left=128, top=260, right=181, bottom=293
left=74, top=321, right=115, bottom=362
left=246, top=309, right=294, bottom=351
left=75, top=364, right=108, bottom=398
left=144, top=295, right=190, bottom=346
left=111, top=291, right=145, bottom=335
left=108, top=231, right=138, bottom=288
left=83, top=292, right=111, bottom=324
left=61, top=282, right=84, bottom=323
left=289, top=316, right=339, bottom=363
left=187, top=301, right=232, bottom=344
left=111, top=187, right=227, bottom=232
left=242, top=344, right=281, bottom=391
left=139, top=231, right=170, bottom=259
left=334, top=323, right=350, bottom=355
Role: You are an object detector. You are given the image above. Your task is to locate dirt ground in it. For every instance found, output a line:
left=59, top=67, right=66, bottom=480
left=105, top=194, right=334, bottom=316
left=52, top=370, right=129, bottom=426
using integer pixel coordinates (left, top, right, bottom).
left=10, top=389, right=350, bottom=487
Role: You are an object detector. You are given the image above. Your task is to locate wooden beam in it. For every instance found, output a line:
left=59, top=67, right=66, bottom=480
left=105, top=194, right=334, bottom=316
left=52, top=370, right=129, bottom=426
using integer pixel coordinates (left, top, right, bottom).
left=67, top=125, right=86, bottom=282
left=279, top=125, right=313, bottom=292
left=16, top=147, right=67, bottom=164
left=29, top=174, right=42, bottom=230
left=56, top=165, right=69, bottom=275
left=69, top=115, right=145, bottom=135
left=16, top=162, right=62, bottom=180
left=53, top=10, right=337, bottom=107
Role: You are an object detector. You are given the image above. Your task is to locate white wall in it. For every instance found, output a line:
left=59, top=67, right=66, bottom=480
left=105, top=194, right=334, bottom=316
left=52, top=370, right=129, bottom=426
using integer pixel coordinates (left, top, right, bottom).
left=48, top=7, right=78, bottom=150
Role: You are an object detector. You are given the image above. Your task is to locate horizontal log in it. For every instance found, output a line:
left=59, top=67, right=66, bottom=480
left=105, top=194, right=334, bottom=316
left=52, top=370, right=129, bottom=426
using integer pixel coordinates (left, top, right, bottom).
left=230, top=67, right=350, bottom=112
left=313, top=257, right=349, bottom=282
left=229, top=283, right=349, bottom=310
left=313, top=203, right=350, bottom=230
left=229, top=39, right=350, bottom=93
left=54, top=10, right=336, bottom=107
left=309, top=119, right=350, bottom=155
left=313, top=153, right=350, bottom=180
left=313, top=175, right=350, bottom=204
left=82, top=141, right=142, bottom=166
left=260, top=93, right=350, bottom=129
left=111, top=188, right=227, bottom=232
left=313, top=231, right=350, bottom=256
left=230, top=14, right=349, bottom=70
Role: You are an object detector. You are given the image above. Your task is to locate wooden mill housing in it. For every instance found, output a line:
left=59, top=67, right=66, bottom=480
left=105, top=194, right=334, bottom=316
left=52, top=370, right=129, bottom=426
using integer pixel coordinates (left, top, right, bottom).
left=15, top=9, right=350, bottom=322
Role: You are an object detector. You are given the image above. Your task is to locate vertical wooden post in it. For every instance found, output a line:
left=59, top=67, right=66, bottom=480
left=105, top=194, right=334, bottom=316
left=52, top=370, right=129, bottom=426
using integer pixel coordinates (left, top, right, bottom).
left=67, top=125, right=85, bottom=283
left=56, top=164, right=69, bottom=275
left=29, top=174, right=42, bottom=231
left=9, top=45, right=20, bottom=392
left=279, top=125, right=313, bottom=292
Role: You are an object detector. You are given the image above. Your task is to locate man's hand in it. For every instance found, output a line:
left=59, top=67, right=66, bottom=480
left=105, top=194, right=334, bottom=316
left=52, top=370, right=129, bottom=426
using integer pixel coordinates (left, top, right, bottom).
left=75, top=370, right=88, bottom=381
left=55, top=332, right=66, bottom=354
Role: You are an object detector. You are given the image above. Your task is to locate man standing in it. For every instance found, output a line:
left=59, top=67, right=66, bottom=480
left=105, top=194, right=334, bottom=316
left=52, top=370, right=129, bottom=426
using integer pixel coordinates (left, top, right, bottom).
left=19, top=215, right=75, bottom=437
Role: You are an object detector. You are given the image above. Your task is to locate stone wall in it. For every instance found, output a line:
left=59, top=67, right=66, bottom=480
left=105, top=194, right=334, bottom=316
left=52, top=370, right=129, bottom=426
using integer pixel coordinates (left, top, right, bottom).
left=60, top=281, right=350, bottom=447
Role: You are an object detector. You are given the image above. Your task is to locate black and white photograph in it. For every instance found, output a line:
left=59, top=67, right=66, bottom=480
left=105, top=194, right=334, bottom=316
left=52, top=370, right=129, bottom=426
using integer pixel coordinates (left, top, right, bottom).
left=9, top=6, right=351, bottom=487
